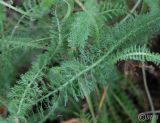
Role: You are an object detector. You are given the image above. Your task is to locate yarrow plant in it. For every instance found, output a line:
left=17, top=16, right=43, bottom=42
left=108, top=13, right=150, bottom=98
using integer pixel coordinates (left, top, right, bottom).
left=0, top=0, right=160, bottom=123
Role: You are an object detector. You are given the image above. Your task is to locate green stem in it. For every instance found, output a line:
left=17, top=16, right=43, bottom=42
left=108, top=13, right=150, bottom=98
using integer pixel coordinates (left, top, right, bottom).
left=0, top=1, right=29, bottom=16
left=121, top=0, right=142, bottom=23
left=80, top=83, right=97, bottom=123
left=140, top=1, right=148, bottom=14
left=10, top=15, right=26, bottom=37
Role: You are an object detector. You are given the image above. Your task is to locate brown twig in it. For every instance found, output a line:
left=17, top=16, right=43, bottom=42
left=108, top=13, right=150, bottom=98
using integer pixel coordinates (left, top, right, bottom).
left=96, top=84, right=109, bottom=119
left=142, top=63, right=155, bottom=114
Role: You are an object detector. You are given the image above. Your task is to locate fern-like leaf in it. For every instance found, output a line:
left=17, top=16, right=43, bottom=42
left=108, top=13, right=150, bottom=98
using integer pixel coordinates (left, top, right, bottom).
left=114, top=46, right=160, bottom=65
left=8, top=9, right=63, bottom=119
left=68, top=12, right=91, bottom=48
left=99, top=2, right=127, bottom=20
left=0, top=37, right=48, bottom=51
left=22, top=0, right=54, bottom=18
left=68, top=0, right=99, bottom=48
left=8, top=53, right=50, bottom=116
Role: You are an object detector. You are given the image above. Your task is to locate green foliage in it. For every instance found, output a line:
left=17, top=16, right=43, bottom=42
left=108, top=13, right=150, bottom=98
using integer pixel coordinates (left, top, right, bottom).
left=22, top=0, right=54, bottom=18
left=68, top=0, right=99, bottom=48
left=99, top=2, right=127, bottom=20
left=0, top=4, right=5, bottom=32
left=8, top=53, right=50, bottom=116
left=0, top=0, right=160, bottom=123
left=112, top=89, right=139, bottom=123
left=144, top=0, right=159, bottom=11
left=68, top=12, right=91, bottom=48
